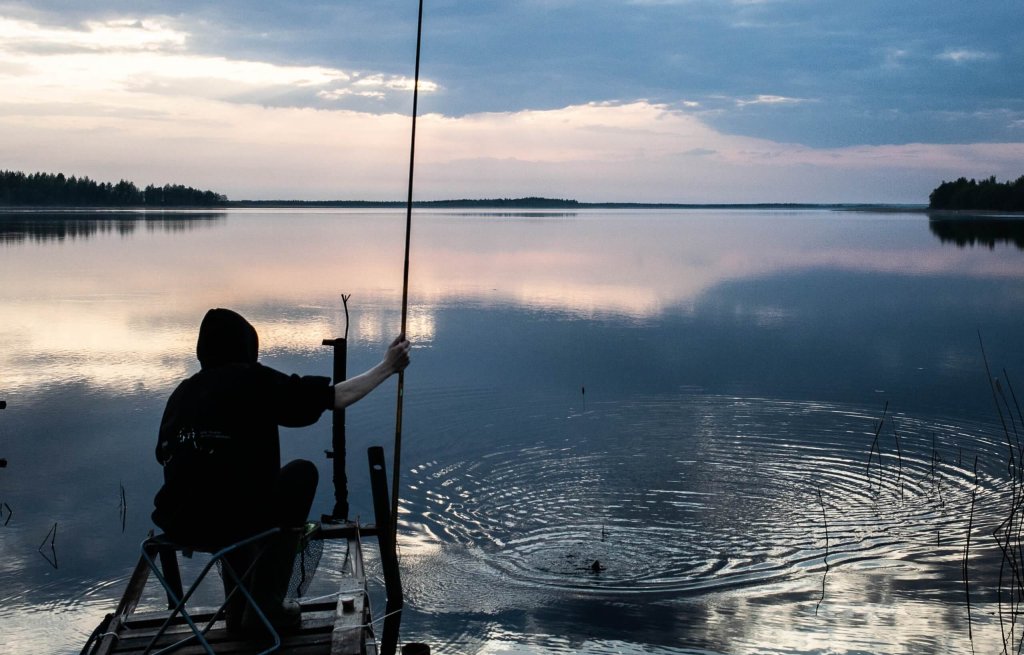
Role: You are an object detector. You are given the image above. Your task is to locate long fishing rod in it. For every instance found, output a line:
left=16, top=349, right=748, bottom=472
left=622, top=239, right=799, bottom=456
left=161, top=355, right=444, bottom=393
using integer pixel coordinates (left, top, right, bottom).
left=392, top=0, right=424, bottom=538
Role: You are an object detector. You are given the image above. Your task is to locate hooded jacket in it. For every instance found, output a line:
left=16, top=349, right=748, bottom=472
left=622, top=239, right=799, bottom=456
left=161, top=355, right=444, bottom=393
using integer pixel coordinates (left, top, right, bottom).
left=152, top=309, right=332, bottom=547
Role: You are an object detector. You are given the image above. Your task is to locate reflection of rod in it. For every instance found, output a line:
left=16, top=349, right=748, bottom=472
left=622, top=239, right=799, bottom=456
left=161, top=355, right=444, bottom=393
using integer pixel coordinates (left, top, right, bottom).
left=323, top=294, right=352, bottom=520
left=393, top=0, right=425, bottom=539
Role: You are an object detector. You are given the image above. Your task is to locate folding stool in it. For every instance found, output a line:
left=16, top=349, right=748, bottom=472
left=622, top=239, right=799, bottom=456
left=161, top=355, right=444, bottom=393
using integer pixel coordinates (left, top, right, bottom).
left=140, top=527, right=283, bottom=654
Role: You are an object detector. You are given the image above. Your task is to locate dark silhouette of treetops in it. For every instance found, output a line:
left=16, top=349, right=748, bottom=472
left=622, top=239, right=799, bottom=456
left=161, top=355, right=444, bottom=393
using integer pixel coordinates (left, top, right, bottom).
left=929, top=175, right=1024, bottom=211
left=0, top=170, right=228, bottom=207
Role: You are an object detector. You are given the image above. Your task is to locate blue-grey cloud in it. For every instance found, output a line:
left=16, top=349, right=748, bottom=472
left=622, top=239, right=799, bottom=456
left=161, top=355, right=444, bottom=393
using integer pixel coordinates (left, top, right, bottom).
left=2, top=0, right=1021, bottom=202
left=9, top=0, right=1022, bottom=148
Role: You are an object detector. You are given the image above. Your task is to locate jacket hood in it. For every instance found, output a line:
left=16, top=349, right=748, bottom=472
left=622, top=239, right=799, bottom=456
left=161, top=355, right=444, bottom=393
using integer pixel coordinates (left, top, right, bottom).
left=196, top=308, right=259, bottom=369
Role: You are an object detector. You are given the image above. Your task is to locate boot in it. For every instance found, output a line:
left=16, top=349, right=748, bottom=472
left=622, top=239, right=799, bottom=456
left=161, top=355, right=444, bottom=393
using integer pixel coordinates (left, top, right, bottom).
left=240, top=529, right=303, bottom=634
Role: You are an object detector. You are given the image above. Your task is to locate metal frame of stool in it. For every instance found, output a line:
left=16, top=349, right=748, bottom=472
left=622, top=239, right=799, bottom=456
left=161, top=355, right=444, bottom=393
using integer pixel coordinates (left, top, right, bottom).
left=140, top=527, right=282, bottom=655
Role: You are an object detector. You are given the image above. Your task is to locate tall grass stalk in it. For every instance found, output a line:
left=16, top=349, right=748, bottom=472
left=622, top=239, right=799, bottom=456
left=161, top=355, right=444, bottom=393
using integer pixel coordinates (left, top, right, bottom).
left=980, top=332, right=1024, bottom=653
left=866, top=402, right=887, bottom=487
left=964, top=455, right=977, bottom=649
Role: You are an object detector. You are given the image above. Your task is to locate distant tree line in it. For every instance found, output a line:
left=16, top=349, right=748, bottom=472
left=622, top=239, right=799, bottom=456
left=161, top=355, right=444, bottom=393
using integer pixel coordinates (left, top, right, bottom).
left=0, top=170, right=228, bottom=207
left=928, top=175, right=1024, bottom=211
left=420, top=197, right=581, bottom=208
left=228, top=197, right=857, bottom=209
left=228, top=197, right=583, bottom=208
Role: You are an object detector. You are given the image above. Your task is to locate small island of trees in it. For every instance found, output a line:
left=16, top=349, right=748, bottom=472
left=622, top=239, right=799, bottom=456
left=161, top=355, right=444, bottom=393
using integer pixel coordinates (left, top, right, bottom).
left=0, top=170, right=228, bottom=207
left=929, top=175, right=1024, bottom=212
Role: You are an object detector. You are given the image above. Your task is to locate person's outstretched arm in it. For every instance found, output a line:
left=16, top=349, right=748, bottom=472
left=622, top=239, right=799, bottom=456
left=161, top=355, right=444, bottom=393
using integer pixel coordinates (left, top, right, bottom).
left=333, top=335, right=411, bottom=410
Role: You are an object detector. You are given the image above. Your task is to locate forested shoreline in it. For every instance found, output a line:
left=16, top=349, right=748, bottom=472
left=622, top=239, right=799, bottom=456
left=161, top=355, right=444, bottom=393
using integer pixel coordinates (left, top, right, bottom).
left=5, top=168, right=1023, bottom=211
left=0, top=170, right=227, bottom=207
left=929, top=176, right=1024, bottom=211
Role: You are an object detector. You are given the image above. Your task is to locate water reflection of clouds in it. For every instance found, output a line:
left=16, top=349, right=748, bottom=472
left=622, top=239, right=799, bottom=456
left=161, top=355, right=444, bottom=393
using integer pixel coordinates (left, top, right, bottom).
left=3, top=207, right=1021, bottom=653
left=393, top=392, right=1008, bottom=654
left=0, top=302, right=195, bottom=392
left=253, top=309, right=435, bottom=365
left=2, top=210, right=1022, bottom=393
left=411, top=211, right=1023, bottom=320
left=401, top=545, right=997, bottom=653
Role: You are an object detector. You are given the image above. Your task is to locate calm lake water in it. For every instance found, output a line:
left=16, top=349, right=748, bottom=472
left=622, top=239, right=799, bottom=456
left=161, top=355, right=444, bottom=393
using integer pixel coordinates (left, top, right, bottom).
left=1, top=208, right=1023, bottom=654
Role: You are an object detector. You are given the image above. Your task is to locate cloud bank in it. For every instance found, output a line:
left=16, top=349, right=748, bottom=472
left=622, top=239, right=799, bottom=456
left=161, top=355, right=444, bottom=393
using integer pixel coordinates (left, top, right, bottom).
left=1, top=14, right=1021, bottom=203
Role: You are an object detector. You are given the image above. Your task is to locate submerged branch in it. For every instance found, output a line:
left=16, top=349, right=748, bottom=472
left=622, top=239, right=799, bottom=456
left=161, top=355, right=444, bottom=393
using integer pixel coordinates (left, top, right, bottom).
left=816, top=485, right=830, bottom=616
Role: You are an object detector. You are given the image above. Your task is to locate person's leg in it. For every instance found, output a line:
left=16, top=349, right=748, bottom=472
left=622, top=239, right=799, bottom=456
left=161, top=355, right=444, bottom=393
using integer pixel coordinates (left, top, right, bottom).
left=158, top=512, right=256, bottom=632
left=243, top=460, right=319, bottom=633
left=221, top=543, right=258, bottom=632
left=272, top=459, right=319, bottom=527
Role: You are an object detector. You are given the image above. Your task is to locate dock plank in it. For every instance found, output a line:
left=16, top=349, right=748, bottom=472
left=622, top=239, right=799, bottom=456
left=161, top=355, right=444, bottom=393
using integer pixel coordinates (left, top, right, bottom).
left=107, top=604, right=343, bottom=654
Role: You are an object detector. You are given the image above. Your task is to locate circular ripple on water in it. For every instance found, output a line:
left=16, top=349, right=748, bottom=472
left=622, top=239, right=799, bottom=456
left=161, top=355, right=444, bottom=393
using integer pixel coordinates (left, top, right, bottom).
left=401, top=394, right=1013, bottom=595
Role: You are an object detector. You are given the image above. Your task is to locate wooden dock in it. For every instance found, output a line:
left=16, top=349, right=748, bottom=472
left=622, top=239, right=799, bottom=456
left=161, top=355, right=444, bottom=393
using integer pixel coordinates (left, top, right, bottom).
left=82, top=522, right=385, bottom=655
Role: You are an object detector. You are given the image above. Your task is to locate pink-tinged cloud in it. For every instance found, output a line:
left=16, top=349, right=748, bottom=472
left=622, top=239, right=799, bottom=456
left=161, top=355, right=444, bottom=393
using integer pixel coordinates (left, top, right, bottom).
left=1, top=16, right=1020, bottom=203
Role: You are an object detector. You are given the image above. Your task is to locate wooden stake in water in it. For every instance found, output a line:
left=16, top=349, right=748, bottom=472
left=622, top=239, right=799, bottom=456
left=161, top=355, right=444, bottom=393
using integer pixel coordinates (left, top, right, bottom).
left=1, top=399, right=7, bottom=469
left=392, top=0, right=425, bottom=539
left=1, top=402, right=9, bottom=522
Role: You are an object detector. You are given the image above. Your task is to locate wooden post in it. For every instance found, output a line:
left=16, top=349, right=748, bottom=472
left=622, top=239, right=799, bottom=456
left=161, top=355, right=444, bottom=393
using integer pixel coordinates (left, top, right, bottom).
left=322, top=338, right=349, bottom=521
left=369, top=446, right=403, bottom=655
left=1, top=399, right=6, bottom=469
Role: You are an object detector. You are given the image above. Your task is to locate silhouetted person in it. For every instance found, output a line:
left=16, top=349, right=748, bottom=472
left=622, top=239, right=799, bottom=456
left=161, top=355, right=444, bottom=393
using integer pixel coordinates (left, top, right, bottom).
left=152, top=308, right=410, bottom=632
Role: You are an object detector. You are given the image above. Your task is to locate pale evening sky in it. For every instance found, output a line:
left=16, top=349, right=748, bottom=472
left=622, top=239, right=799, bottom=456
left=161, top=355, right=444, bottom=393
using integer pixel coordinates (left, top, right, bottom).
left=0, top=0, right=1021, bottom=203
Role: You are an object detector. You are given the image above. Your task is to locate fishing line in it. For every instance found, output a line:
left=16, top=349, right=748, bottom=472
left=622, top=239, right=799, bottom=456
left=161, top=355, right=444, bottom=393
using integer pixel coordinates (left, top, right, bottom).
left=392, top=0, right=425, bottom=539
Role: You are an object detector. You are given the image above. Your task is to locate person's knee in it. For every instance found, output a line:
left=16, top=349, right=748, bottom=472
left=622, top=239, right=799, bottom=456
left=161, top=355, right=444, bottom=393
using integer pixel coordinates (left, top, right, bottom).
left=279, top=459, right=318, bottom=499
left=285, top=458, right=319, bottom=486
left=275, top=460, right=319, bottom=526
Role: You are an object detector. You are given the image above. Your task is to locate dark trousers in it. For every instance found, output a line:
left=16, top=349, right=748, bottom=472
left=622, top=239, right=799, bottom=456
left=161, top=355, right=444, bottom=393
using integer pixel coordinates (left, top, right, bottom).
left=223, top=459, right=318, bottom=624
left=157, top=457, right=320, bottom=552
left=270, top=459, right=319, bottom=529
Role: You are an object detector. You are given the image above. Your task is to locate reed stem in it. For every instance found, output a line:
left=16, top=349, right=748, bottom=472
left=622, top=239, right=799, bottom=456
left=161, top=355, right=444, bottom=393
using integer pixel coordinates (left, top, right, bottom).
left=866, top=402, right=887, bottom=484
